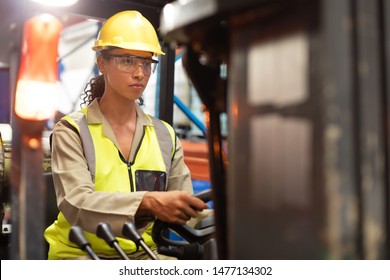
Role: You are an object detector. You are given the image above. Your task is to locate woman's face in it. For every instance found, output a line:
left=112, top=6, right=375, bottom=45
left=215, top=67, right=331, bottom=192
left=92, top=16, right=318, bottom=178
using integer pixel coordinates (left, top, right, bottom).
left=98, top=48, right=155, bottom=102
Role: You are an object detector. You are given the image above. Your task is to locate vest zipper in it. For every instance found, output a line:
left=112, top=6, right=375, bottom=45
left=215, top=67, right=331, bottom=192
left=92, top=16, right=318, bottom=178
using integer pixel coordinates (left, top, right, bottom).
left=119, top=151, right=135, bottom=192
left=127, top=162, right=135, bottom=192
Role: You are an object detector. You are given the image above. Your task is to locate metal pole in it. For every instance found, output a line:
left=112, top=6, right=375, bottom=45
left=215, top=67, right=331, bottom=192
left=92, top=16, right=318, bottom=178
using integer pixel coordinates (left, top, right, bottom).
left=10, top=118, right=46, bottom=259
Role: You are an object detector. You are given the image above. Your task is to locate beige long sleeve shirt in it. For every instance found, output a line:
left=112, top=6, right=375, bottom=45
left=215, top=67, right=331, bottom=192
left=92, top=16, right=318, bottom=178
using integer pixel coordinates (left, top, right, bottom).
left=50, top=100, right=193, bottom=237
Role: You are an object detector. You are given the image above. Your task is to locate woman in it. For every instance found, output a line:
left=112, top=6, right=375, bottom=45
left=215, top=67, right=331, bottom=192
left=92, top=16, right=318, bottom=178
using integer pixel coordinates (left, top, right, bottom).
left=44, top=10, right=208, bottom=259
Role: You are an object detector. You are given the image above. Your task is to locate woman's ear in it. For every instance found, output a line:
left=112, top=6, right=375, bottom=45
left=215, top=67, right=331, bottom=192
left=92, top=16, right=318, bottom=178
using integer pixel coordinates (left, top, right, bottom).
left=96, top=55, right=106, bottom=74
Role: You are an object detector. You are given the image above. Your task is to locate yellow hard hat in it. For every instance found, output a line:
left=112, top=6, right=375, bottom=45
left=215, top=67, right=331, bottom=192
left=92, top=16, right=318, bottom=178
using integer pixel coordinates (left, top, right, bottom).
left=92, top=10, right=165, bottom=56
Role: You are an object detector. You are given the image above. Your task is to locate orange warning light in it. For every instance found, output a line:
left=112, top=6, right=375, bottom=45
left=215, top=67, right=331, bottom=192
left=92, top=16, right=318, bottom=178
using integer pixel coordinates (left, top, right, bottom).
left=14, top=13, right=62, bottom=121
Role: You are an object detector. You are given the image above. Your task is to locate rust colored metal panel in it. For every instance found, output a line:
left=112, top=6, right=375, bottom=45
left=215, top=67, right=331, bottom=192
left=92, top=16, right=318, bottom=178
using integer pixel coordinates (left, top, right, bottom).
left=182, top=140, right=210, bottom=181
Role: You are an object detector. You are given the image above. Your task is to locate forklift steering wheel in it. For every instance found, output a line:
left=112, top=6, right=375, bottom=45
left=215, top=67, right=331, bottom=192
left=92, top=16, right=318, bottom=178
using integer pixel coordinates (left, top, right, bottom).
left=151, top=189, right=218, bottom=259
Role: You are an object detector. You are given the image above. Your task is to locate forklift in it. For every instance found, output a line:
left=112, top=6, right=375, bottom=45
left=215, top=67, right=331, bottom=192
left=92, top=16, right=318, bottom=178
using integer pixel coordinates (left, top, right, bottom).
left=1, top=0, right=390, bottom=260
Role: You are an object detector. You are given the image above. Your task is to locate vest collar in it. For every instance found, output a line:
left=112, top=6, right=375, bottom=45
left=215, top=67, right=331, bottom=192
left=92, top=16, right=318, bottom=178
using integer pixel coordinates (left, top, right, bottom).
left=86, top=99, right=155, bottom=162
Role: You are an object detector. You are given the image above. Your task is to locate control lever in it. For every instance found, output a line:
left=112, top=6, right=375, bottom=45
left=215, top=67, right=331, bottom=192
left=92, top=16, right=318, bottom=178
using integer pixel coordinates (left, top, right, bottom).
left=69, top=226, right=100, bottom=260
left=122, top=221, right=159, bottom=260
left=96, top=222, right=129, bottom=260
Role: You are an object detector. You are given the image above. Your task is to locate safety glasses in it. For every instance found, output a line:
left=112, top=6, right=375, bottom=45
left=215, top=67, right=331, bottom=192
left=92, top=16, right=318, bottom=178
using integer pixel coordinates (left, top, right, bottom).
left=103, top=54, right=158, bottom=75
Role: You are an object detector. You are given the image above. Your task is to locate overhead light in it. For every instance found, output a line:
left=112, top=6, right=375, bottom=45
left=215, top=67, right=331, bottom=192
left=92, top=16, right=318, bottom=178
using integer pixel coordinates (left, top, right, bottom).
left=29, top=0, right=79, bottom=7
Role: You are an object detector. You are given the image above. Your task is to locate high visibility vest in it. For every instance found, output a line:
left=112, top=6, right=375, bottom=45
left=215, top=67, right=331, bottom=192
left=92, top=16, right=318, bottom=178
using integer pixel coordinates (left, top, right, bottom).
left=45, top=107, right=176, bottom=259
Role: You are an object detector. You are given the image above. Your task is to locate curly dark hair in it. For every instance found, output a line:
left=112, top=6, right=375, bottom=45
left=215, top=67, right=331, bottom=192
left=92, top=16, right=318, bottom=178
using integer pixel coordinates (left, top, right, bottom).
left=80, top=75, right=105, bottom=107
left=80, top=69, right=144, bottom=107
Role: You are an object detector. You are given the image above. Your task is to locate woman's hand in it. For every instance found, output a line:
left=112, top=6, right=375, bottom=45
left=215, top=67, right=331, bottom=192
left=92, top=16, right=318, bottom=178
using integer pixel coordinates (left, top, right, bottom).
left=138, top=191, right=209, bottom=224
